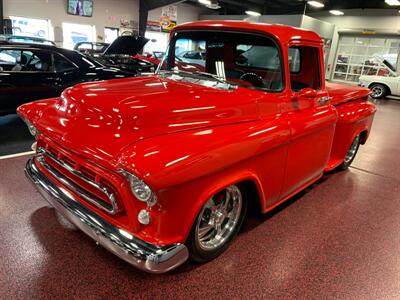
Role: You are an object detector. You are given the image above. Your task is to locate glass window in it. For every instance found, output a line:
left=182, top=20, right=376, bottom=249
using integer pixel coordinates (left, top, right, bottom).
left=53, top=54, right=76, bottom=72
left=288, top=48, right=301, bottom=73
left=289, top=46, right=320, bottom=92
left=160, top=31, right=283, bottom=92
left=333, top=35, right=400, bottom=83
left=10, top=16, right=50, bottom=39
left=0, top=49, right=52, bottom=72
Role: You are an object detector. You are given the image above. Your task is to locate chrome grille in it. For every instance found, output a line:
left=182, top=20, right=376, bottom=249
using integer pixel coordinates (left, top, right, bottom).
left=36, top=147, right=120, bottom=215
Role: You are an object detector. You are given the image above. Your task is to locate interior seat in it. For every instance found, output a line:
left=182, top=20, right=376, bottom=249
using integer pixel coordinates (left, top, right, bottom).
left=12, top=55, right=28, bottom=71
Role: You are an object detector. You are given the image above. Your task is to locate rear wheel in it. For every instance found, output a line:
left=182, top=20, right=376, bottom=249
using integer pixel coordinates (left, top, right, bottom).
left=339, top=134, right=361, bottom=170
left=187, top=185, right=247, bottom=262
left=370, top=83, right=388, bottom=99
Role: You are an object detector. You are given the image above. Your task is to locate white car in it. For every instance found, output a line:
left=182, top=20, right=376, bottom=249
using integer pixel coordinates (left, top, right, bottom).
left=359, top=56, right=399, bottom=99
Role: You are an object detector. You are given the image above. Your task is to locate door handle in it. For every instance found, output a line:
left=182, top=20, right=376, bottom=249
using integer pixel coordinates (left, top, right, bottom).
left=317, top=96, right=332, bottom=105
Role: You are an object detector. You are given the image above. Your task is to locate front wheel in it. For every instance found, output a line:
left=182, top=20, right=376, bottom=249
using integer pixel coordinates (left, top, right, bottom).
left=339, top=134, right=361, bottom=170
left=370, top=83, right=388, bottom=99
left=187, top=185, right=247, bottom=263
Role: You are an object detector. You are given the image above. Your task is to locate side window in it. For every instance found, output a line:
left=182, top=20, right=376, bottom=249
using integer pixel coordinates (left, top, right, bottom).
left=0, top=49, right=20, bottom=71
left=1, top=49, right=52, bottom=72
left=23, top=50, right=52, bottom=72
left=236, top=44, right=281, bottom=70
left=288, top=48, right=301, bottom=73
left=289, top=46, right=320, bottom=92
left=53, top=54, right=76, bottom=72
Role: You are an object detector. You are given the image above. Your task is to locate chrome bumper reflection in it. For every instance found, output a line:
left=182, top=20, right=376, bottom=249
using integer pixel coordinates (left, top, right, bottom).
left=25, top=158, right=189, bottom=273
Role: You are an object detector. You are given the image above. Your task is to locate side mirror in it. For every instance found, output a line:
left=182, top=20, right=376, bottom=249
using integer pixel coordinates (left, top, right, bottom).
left=298, top=87, right=317, bottom=98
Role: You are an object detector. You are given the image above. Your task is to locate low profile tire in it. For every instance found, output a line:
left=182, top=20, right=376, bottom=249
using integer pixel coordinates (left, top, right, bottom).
left=339, top=134, right=361, bottom=170
left=370, top=83, right=388, bottom=99
left=187, top=184, right=248, bottom=263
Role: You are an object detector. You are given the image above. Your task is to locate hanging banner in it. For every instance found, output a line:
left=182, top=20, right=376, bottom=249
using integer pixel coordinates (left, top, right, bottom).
left=160, top=5, right=177, bottom=32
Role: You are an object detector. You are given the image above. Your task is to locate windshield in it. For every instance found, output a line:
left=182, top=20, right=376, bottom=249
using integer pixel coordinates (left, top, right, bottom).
left=157, top=30, right=284, bottom=92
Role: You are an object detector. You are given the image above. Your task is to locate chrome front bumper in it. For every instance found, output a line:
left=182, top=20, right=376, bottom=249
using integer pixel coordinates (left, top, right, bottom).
left=25, top=158, right=189, bottom=273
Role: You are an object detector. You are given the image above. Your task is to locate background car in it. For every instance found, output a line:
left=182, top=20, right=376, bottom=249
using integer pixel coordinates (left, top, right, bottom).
left=359, top=56, right=399, bottom=99
left=83, top=35, right=157, bottom=74
left=0, top=41, right=135, bottom=116
left=0, top=34, right=56, bottom=46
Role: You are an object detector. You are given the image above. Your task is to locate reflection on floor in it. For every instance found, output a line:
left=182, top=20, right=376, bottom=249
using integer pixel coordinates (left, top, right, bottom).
left=0, top=114, right=34, bottom=156
left=0, top=100, right=399, bottom=298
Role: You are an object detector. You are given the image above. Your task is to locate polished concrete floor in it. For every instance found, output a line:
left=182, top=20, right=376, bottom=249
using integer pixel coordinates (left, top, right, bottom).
left=0, top=99, right=399, bottom=299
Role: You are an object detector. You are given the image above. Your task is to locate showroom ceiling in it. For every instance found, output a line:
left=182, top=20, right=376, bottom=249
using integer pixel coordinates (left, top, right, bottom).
left=187, top=0, right=400, bottom=14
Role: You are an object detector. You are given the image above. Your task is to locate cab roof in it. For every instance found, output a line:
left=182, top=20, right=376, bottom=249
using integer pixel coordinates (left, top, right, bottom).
left=174, top=20, right=322, bottom=45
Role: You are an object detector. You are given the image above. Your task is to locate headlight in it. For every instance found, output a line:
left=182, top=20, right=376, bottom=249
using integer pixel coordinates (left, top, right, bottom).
left=22, top=118, right=38, bottom=137
left=125, top=172, right=157, bottom=206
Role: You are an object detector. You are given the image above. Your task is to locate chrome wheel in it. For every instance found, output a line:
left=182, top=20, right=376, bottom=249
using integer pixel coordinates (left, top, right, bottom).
left=344, top=134, right=360, bottom=164
left=371, top=84, right=386, bottom=98
left=195, top=185, right=243, bottom=251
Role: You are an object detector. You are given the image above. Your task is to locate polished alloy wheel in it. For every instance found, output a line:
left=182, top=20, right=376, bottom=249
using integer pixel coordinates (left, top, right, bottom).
left=371, top=85, right=385, bottom=98
left=344, top=134, right=360, bottom=164
left=195, top=185, right=243, bottom=251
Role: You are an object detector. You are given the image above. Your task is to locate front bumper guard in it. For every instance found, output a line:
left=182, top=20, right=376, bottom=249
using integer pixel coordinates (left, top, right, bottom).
left=25, top=158, right=189, bottom=273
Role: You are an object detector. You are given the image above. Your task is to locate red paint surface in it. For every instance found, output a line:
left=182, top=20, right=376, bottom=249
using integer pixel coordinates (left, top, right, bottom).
left=17, top=21, right=375, bottom=247
left=1, top=99, right=399, bottom=298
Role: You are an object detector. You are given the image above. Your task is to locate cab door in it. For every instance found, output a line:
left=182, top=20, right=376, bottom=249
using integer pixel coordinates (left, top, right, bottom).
left=280, top=43, right=337, bottom=198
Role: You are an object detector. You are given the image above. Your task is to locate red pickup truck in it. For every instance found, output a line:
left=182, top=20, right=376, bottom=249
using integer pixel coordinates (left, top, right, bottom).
left=18, top=21, right=376, bottom=273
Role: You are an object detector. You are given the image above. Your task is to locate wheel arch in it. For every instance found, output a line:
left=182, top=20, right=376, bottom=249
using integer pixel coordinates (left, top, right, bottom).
left=184, top=173, right=267, bottom=242
left=368, top=82, right=392, bottom=96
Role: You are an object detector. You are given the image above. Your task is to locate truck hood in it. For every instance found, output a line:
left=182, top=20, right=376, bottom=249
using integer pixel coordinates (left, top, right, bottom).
left=37, top=75, right=259, bottom=163
left=326, top=81, right=370, bottom=106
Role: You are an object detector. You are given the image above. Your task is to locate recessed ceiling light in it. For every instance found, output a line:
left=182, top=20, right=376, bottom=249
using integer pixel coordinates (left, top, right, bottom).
left=329, top=10, right=344, bottom=15
left=245, top=10, right=261, bottom=16
left=385, top=0, right=400, bottom=6
left=307, top=1, right=325, bottom=8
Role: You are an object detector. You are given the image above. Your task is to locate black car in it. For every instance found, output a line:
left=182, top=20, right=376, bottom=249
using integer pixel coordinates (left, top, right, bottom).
left=0, top=42, right=134, bottom=116
left=77, top=36, right=156, bottom=74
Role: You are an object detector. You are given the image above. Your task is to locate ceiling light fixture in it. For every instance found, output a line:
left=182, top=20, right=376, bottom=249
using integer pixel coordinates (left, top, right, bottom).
left=198, top=0, right=220, bottom=9
left=307, top=1, right=325, bottom=8
left=329, top=10, right=344, bottom=15
left=385, top=0, right=400, bottom=6
left=198, top=0, right=212, bottom=5
left=245, top=10, right=261, bottom=16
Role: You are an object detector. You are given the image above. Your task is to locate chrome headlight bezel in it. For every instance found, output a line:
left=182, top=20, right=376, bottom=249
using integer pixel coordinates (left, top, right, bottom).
left=21, top=117, right=38, bottom=137
left=122, top=171, right=157, bottom=207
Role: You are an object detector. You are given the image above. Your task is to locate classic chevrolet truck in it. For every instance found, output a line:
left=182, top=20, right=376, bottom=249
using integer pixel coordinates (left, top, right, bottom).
left=18, top=21, right=376, bottom=273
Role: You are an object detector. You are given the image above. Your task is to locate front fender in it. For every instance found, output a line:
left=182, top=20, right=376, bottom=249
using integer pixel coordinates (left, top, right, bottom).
left=118, top=117, right=290, bottom=244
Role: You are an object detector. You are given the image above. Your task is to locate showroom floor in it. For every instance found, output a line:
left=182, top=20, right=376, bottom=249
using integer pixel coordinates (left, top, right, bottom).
left=0, top=99, right=399, bottom=299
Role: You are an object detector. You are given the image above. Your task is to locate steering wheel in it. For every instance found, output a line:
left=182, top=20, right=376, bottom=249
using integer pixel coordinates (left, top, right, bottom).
left=239, top=73, right=265, bottom=88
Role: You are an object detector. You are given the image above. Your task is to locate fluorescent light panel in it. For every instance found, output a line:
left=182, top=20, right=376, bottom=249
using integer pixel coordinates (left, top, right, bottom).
left=307, top=1, right=325, bottom=8
left=245, top=10, right=261, bottom=16
left=198, top=0, right=212, bottom=5
left=329, top=10, right=344, bottom=15
left=385, top=0, right=400, bottom=6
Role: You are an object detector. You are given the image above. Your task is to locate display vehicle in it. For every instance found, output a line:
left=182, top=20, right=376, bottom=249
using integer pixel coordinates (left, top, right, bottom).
left=76, top=36, right=157, bottom=74
left=359, top=56, right=400, bottom=99
left=19, top=21, right=376, bottom=273
left=0, top=41, right=134, bottom=116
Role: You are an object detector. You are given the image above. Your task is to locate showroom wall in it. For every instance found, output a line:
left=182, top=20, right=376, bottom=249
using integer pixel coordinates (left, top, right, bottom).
left=3, top=0, right=204, bottom=42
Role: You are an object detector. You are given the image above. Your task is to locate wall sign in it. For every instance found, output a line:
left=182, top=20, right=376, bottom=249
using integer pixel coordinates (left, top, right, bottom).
left=160, top=5, right=177, bottom=32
